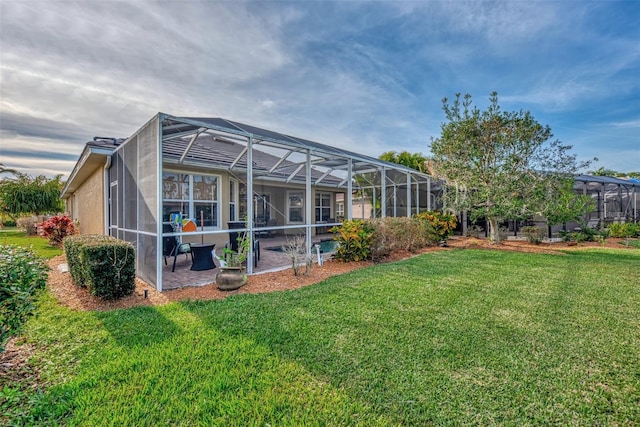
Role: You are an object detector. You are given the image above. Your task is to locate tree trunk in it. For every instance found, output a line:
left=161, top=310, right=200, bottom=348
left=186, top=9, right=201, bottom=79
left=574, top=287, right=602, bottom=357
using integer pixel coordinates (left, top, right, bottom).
left=488, top=217, right=501, bottom=243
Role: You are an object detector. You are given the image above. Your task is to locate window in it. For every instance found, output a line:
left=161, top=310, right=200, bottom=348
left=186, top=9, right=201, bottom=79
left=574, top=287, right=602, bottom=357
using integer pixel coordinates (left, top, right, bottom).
left=287, top=191, right=304, bottom=223
left=315, top=192, right=331, bottom=222
left=239, top=183, right=247, bottom=219
left=162, top=172, right=219, bottom=227
left=335, top=193, right=345, bottom=219
left=229, top=179, right=237, bottom=221
left=254, top=194, right=271, bottom=224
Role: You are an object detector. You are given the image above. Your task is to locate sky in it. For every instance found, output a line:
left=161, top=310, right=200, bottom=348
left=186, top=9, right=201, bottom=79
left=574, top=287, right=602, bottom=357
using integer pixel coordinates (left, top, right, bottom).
left=1, top=0, right=639, bottom=178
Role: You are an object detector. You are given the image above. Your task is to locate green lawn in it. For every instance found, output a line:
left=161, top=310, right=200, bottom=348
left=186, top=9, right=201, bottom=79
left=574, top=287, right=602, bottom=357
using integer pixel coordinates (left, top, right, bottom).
left=0, top=228, right=62, bottom=259
left=620, top=239, right=640, bottom=249
left=5, top=248, right=640, bottom=425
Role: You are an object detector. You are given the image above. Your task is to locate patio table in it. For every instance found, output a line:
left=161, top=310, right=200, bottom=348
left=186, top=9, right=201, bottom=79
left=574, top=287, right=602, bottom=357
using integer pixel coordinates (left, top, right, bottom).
left=190, top=243, right=216, bottom=271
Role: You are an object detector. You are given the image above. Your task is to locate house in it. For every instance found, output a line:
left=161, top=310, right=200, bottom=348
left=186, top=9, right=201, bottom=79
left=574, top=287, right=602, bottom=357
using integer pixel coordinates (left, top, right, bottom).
left=62, top=114, right=439, bottom=291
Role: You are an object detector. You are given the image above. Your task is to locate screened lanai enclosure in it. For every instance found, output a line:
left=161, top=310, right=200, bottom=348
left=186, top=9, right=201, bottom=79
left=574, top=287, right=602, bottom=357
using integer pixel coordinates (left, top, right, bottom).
left=574, top=175, right=640, bottom=226
left=108, top=113, right=441, bottom=291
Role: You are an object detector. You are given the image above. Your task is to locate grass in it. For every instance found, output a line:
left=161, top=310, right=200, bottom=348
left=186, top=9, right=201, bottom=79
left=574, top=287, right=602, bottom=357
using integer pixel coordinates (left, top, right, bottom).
left=0, top=228, right=62, bottom=259
left=619, top=239, right=640, bottom=249
left=5, top=248, right=640, bottom=425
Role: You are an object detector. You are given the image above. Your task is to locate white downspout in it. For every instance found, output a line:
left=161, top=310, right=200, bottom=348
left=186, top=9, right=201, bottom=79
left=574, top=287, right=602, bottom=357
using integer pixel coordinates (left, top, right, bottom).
left=103, top=155, right=112, bottom=235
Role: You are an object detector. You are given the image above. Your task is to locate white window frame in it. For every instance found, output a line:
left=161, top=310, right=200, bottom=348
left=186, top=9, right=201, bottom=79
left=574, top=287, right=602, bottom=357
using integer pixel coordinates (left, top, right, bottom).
left=286, top=190, right=305, bottom=224
left=315, top=191, right=332, bottom=222
left=254, top=193, right=272, bottom=223
left=162, top=170, right=221, bottom=229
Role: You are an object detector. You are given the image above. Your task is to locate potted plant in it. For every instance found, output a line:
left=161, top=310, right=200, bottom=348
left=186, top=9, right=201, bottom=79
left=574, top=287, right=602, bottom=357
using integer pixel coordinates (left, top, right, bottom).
left=215, top=232, right=250, bottom=290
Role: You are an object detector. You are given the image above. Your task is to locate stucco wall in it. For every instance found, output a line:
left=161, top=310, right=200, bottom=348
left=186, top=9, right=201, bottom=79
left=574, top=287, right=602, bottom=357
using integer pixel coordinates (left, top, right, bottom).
left=71, top=167, right=105, bottom=235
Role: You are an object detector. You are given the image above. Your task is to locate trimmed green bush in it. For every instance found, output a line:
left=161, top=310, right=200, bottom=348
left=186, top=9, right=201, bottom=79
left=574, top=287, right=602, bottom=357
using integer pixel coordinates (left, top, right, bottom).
left=64, top=235, right=135, bottom=300
left=0, top=245, right=48, bottom=349
left=64, top=235, right=114, bottom=288
left=82, top=241, right=136, bottom=300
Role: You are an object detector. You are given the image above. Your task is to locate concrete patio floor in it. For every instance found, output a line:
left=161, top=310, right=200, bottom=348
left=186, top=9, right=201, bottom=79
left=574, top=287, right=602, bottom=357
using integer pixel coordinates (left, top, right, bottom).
left=161, top=233, right=336, bottom=290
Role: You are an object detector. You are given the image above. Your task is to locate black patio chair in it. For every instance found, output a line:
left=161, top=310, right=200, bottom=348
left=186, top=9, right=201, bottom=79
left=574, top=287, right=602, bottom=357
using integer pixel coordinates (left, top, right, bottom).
left=163, top=223, right=191, bottom=272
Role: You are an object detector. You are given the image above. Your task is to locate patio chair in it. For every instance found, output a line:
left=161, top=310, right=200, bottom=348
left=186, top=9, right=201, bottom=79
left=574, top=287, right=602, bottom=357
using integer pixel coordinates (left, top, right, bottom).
left=162, top=223, right=191, bottom=272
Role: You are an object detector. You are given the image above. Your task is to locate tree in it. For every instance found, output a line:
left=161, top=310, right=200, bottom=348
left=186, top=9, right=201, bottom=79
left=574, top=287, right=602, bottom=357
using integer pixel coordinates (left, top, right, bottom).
left=430, top=92, right=590, bottom=243
left=588, top=166, right=640, bottom=179
left=0, top=163, right=18, bottom=178
left=541, top=179, right=595, bottom=230
left=379, top=151, right=430, bottom=173
left=0, top=174, right=65, bottom=218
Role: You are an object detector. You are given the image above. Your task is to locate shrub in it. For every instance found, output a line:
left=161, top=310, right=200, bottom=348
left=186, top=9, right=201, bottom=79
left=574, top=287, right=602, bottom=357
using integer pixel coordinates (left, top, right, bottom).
left=64, top=235, right=112, bottom=287
left=607, top=222, right=639, bottom=238
left=82, top=241, right=136, bottom=300
left=414, top=211, right=457, bottom=241
left=38, top=215, right=77, bottom=246
left=521, top=226, right=546, bottom=244
left=331, top=219, right=375, bottom=262
left=0, top=245, right=48, bottom=350
left=571, top=226, right=600, bottom=242
left=282, top=235, right=313, bottom=276
left=16, top=216, right=39, bottom=236
left=370, top=217, right=440, bottom=262
left=332, top=214, right=456, bottom=263
left=64, top=235, right=135, bottom=299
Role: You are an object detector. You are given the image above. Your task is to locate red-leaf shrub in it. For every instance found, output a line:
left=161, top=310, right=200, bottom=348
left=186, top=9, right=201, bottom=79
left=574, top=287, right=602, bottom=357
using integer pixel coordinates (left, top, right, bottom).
left=38, top=215, right=77, bottom=246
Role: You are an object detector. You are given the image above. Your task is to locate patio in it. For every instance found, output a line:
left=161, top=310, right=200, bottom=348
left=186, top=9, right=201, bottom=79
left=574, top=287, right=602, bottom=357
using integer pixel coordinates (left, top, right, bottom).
left=162, top=232, right=336, bottom=290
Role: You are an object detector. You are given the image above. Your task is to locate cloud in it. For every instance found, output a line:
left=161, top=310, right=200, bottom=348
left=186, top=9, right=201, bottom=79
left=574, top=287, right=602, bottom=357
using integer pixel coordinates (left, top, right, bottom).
left=611, top=119, right=640, bottom=129
left=0, top=0, right=638, bottom=176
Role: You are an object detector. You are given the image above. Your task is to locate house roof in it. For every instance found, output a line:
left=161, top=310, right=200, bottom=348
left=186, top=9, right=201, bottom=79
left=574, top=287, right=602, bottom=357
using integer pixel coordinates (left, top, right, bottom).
left=61, top=138, right=122, bottom=199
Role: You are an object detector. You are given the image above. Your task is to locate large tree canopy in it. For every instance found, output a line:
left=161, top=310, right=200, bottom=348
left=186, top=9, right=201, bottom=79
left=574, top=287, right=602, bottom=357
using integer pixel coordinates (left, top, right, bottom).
left=430, top=92, right=590, bottom=243
left=0, top=173, right=64, bottom=218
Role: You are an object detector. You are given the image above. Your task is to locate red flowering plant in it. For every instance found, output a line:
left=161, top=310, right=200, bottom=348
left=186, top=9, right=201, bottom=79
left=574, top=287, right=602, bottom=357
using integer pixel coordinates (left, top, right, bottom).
left=38, top=214, right=78, bottom=246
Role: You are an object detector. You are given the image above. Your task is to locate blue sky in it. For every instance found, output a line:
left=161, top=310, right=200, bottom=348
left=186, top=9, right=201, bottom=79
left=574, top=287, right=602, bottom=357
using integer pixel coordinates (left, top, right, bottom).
left=1, top=0, right=638, bottom=177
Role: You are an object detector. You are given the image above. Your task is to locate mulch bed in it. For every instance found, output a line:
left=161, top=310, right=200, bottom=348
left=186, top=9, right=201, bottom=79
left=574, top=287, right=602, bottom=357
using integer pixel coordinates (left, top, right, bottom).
left=44, top=236, right=634, bottom=312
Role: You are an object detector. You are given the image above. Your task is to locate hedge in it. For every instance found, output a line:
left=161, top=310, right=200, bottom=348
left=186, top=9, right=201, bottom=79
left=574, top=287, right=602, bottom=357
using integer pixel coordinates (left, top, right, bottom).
left=0, top=245, right=48, bottom=350
left=64, top=235, right=136, bottom=300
